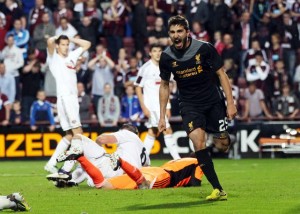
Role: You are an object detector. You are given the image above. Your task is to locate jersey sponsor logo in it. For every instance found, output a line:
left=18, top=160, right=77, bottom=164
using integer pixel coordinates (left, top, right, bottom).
left=176, top=67, right=198, bottom=78
left=172, top=61, right=179, bottom=68
left=65, top=60, right=76, bottom=69
left=195, top=54, right=201, bottom=65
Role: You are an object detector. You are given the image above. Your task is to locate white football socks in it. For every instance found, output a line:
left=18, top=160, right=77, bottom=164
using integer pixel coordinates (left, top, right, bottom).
left=143, top=134, right=155, bottom=156
left=164, top=134, right=181, bottom=160
left=61, top=138, right=82, bottom=172
left=46, top=137, right=71, bottom=167
left=71, top=166, right=87, bottom=184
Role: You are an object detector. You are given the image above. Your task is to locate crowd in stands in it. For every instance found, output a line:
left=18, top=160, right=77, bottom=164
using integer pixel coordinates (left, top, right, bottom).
left=0, top=0, right=300, bottom=130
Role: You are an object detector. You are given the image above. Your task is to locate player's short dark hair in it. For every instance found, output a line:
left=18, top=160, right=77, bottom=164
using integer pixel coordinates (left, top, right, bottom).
left=149, top=43, right=162, bottom=51
left=168, top=15, right=189, bottom=31
left=120, top=123, right=139, bottom=135
left=55, top=35, right=69, bottom=44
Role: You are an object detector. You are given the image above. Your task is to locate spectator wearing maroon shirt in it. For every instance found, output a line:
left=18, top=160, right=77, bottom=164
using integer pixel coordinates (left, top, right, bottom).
left=0, top=91, right=10, bottom=126
left=103, top=0, right=127, bottom=61
left=0, top=13, right=9, bottom=51
left=152, top=0, right=174, bottom=24
left=190, top=21, right=209, bottom=42
left=28, top=0, right=53, bottom=34
left=83, top=0, right=103, bottom=34
left=4, top=0, right=25, bottom=29
left=53, top=0, right=73, bottom=27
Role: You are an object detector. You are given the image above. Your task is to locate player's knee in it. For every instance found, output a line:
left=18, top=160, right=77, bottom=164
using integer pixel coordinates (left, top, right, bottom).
left=213, top=131, right=231, bottom=152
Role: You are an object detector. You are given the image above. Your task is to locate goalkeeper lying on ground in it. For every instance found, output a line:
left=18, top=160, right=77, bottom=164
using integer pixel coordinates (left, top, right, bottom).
left=48, top=142, right=203, bottom=189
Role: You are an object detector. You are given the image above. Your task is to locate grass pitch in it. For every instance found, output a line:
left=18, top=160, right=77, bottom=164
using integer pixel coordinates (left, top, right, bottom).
left=0, top=159, right=300, bottom=214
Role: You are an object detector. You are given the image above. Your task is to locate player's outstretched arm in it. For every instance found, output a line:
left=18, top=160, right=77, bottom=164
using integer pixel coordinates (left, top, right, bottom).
left=69, top=37, right=91, bottom=52
left=217, top=68, right=237, bottom=120
left=158, top=79, right=170, bottom=133
left=47, top=36, right=58, bottom=56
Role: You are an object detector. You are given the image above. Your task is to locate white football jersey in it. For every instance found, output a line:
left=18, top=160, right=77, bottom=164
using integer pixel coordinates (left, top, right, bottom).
left=134, top=60, right=161, bottom=111
left=111, top=130, right=150, bottom=168
left=47, top=47, right=83, bottom=96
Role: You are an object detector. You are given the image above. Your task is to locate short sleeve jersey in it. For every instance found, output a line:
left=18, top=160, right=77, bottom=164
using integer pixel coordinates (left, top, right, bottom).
left=159, top=38, right=224, bottom=107
left=47, top=47, right=83, bottom=96
left=134, top=60, right=161, bottom=111
left=244, top=88, right=264, bottom=117
left=111, top=129, right=150, bottom=168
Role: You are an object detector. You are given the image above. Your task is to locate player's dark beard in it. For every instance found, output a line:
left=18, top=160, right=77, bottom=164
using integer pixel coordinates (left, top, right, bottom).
left=182, top=36, right=188, bottom=49
left=174, top=36, right=190, bottom=51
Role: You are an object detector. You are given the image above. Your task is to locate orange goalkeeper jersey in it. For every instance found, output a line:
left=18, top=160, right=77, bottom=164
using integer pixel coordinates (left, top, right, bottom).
left=108, top=158, right=203, bottom=189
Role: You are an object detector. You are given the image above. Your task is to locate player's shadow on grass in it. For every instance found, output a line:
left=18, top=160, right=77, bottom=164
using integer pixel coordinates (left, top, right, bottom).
left=121, top=200, right=213, bottom=211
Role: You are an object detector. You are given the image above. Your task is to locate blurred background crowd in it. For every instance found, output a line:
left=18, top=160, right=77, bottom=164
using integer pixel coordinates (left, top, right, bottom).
left=0, top=0, right=299, bottom=131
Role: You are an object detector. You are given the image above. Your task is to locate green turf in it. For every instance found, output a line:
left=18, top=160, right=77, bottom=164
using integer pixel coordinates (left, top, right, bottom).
left=0, top=159, right=300, bottom=214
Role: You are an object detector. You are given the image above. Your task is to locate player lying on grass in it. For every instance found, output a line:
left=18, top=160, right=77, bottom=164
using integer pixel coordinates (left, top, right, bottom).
left=52, top=145, right=203, bottom=190
left=0, top=193, right=30, bottom=212
left=47, top=123, right=150, bottom=187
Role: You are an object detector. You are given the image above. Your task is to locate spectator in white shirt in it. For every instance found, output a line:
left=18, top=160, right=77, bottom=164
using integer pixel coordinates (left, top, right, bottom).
left=241, top=81, right=273, bottom=121
left=55, top=17, right=78, bottom=50
left=1, top=35, right=24, bottom=100
left=245, top=51, right=270, bottom=83
left=0, top=62, right=15, bottom=104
